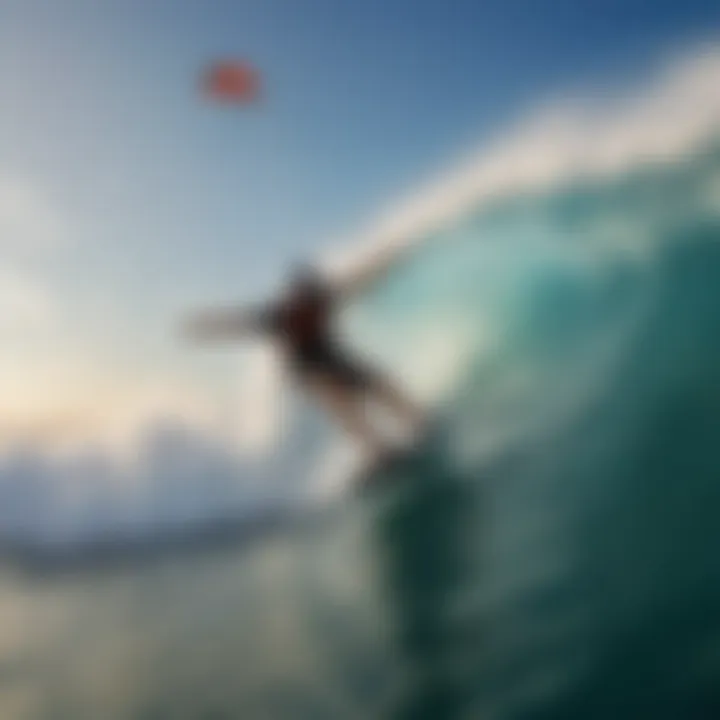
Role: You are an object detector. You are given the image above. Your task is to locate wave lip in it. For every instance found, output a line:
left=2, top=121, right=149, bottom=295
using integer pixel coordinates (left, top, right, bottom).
left=324, top=43, right=720, bottom=278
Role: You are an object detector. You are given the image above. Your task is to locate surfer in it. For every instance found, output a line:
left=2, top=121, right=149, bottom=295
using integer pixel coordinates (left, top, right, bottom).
left=184, top=263, right=425, bottom=459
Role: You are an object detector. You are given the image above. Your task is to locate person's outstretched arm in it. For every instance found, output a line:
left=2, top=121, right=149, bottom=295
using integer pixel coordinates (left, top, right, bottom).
left=332, top=238, right=415, bottom=302
left=181, top=304, right=274, bottom=344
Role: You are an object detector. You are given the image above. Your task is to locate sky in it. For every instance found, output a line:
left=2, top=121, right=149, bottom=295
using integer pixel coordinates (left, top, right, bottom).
left=2, top=0, right=720, bottom=441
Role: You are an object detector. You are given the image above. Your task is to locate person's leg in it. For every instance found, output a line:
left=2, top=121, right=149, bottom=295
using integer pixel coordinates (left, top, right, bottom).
left=368, top=373, right=426, bottom=431
left=329, top=348, right=425, bottom=431
left=305, top=374, right=387, bottom=456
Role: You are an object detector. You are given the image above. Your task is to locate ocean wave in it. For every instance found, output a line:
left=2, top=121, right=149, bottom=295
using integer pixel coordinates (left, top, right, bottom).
left=323, top=41, right=720, bottom=279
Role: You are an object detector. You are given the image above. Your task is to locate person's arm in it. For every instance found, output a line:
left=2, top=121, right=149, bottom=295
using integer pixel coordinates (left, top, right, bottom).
left=181, top=304, right=273, bottom=344
left=331, top=238, right=414, bottom=302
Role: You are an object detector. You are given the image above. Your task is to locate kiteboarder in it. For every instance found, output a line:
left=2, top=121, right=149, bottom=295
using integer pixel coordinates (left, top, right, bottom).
left=184, top=263, right=425, bottom=459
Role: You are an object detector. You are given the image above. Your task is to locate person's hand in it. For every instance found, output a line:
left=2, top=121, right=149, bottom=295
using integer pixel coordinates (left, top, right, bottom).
left=179, top=306, right=256, bottom=344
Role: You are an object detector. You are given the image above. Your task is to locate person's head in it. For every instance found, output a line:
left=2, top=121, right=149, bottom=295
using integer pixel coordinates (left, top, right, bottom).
left=287, top=262, right=325, bottom=301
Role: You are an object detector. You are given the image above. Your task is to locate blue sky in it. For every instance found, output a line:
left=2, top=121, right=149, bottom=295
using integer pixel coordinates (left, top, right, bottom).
left=1, top=0, right=720, bottom=432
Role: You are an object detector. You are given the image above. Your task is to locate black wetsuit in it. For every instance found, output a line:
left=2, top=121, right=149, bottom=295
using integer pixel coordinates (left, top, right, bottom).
left=259, top=285, right=375, bottom=390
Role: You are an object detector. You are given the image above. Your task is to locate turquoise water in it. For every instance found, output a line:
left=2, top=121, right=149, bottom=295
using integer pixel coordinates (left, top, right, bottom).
left=2, top=145, right=720, bottom=718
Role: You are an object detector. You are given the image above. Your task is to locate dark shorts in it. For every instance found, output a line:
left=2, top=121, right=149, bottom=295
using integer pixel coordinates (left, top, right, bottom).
left=292, top=344, right=377, bottom=391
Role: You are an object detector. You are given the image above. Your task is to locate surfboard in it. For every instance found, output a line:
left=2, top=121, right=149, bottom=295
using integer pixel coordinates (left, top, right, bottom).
left=352, top=447, right=417, bottom=492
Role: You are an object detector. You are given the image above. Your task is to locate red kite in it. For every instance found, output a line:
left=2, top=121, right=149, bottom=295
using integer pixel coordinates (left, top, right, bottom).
left=203, top=60, right=260, bottom=103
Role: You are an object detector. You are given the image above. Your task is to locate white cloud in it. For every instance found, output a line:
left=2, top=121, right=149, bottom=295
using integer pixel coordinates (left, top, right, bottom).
left=0, top=415, right=261, bottom=550
left=0, top=173, right=69, bottom=337
left=0, top=265, right=57, bottom=333
left=0, top=175, right=68, bottom=255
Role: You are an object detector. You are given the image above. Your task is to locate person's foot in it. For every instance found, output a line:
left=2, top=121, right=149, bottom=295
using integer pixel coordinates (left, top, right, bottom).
left=371, top=444, right=399, bottom=469
left=356, top=446, right=401, bottom=492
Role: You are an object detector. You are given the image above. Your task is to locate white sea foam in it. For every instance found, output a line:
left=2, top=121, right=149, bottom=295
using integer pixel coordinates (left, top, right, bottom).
left=323, top=43, right=720, bottom=285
